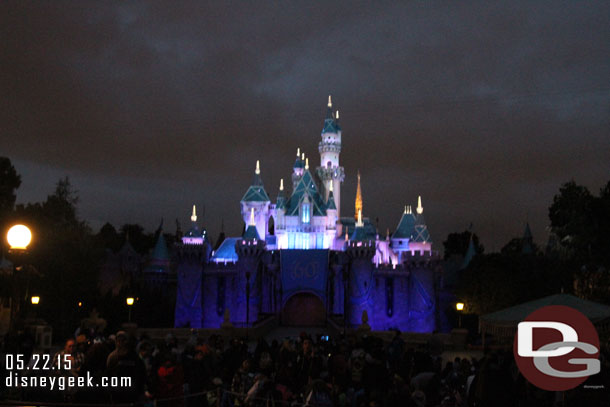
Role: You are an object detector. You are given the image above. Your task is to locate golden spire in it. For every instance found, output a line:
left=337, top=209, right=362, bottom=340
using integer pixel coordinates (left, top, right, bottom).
left=356, top=209, right=363, bottom=227
left=255, top=160, right=260, bottom=175
left=328, top=95, right=332, bottom=108
left=191, top=205, right=197, bottom=222
left=296, top=147, right=300, bottom=157
left=279, top=178, right=284, bottom=191
left=305, top=157, right=309, bottom=170
left=249, top=208, right=255, bottom=226
left=417, top=195, right=423, bottom=214
left=355, top=170, right=363, bottom=220
left=336, top=110, right=339, bottom=120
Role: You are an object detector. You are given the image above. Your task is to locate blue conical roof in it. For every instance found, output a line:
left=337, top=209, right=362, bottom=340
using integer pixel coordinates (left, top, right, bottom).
left=351, top=225, right=369, bottom=241
left=412, top=213, right=431, bottom=243
left=461, top=237, right=476, bottom=269
left=522, top=222, right=534, bottom=254
left=243, top=225, right=260, bottom=240
left=286, top=170, right=326, bottom=216
left=392, top=210, right=416, bottom=239
left=151, top=233, right=169, bottom=261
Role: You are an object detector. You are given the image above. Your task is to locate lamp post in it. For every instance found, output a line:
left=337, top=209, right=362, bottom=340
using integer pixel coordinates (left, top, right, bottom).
left=126, top=297, right=134, bottom=322
left=6, top=224, right=32, bottom=332
left=456, top=302, right=465, bottom=328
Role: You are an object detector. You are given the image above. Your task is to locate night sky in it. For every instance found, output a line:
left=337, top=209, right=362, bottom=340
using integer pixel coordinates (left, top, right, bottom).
left=2, top=1, right=609, bottom=252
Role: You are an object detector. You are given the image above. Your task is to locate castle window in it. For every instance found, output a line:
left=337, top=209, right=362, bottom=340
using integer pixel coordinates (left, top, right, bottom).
left=302, top=203, right=310, bottom=223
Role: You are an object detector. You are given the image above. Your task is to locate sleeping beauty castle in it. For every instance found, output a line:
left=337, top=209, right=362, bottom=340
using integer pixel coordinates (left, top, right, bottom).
left=173, top=96, right=443, bottom=332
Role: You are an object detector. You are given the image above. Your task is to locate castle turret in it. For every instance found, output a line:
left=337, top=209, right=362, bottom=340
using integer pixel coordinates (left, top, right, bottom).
left=522, top=222, right=534, bottom=254
left=235, top=207, right=266, bottom=326
left=292, top=148, right=304, bottom=188
left=410, top=196, right=432, bottom=253
left=391, top=205, right=416, bottom=262
left=241, top=160, right=271, bottom=240
left=175, top=205, right=210, bottom=328
left=346, top=208, right=375, bottom=327
left=316, top=95, right=345, bottom=217
left=182, top=205, right=206, bottom=245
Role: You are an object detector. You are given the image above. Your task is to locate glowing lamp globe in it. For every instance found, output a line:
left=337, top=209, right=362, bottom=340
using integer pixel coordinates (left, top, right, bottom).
left=126, top=297, right=135, bottom=306
left=7, top=225, right=32, bottom=250
left=456, top=302, right=465, bottom=311
left=31, top=296, right=40, bottom=305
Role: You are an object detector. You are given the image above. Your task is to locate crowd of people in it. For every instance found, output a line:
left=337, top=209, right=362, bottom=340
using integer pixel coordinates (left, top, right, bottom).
left=2, top=328, right=609, bottom=406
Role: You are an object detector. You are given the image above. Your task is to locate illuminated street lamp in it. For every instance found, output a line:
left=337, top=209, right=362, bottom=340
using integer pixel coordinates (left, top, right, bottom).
left=456, top=302, right=465, bottom=328
left=126, top=297, right=135, bottom=322
left=7, top=224, right=32, bottom=252
left=31, top=296, right=40, bottom=305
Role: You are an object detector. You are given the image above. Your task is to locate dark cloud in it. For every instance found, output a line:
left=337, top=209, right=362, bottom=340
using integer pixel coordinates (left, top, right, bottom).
left=2, top=1, right=609, bottom=250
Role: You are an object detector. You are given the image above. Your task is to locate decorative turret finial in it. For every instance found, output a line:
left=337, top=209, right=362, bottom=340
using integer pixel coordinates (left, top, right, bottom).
left=328, top=95, right=332, bottom=108
left=255, top=160, right=260, bottom=175
left=336, top=110, right=339, bottom=120
left=191, top=205, right=197, bottom=222
left=305, top=158, right=309, bottom=170
left=404, top=205, right=407, bottom=214
left=279, top=178, right=284, bottom=191
left=355, top=170, right=363, bottom=220
left=301, top=152, right=305, bottom=161
left=356, top=209, right=363, bottom=227
left=249, top=207, right=255, bottom=226
left=417, top=195, right=423, bottom=214
left=329, top=181, right=333, bottom=192
left=297, top=147, right=300, bottom=157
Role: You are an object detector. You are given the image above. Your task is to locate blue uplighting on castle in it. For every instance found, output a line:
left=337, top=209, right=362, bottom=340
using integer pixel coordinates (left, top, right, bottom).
left=174, top=97, right=442, bottom=332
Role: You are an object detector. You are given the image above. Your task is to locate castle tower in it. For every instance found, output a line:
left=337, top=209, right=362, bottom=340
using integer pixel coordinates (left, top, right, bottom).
left=346, top=208, right=375, bottom=327
left=409, top=196, right=432, bottom=253
left=175, top=205, right=210, bottom=328
left=235, top=207, right=266, bottom=326
left=316, top=95, right=345, bottom=218
left=391, top=205, right=416, bottom=263
left=292, top=148, right=305, bottom=189
left=240, top=160, right=271, bottom=241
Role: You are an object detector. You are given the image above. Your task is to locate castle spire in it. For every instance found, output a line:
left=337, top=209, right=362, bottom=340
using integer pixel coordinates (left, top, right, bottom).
left=255, top=160, right=260, bottom=175
left=279, top=178, right=284, bottom=191
left=328, top=95, right=332, bottom=108
left=356, top=208, right=363, bottom=227
left=297, top=147, right=300, bottom=157
left=191, top=205, right=197, bottom=222
left=416, top=195, right=423, bottom=214
left=355, top=171, right=363, bottom=220
left=336, top=110, right=339, bottom=120
left=301, top=152, right=305, bottom=161
left=305, top=157, right=309, bottom=170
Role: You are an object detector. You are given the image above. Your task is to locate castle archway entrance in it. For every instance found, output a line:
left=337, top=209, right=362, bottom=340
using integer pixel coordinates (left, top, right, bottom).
left=282, top=293, right=326, bottom=326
